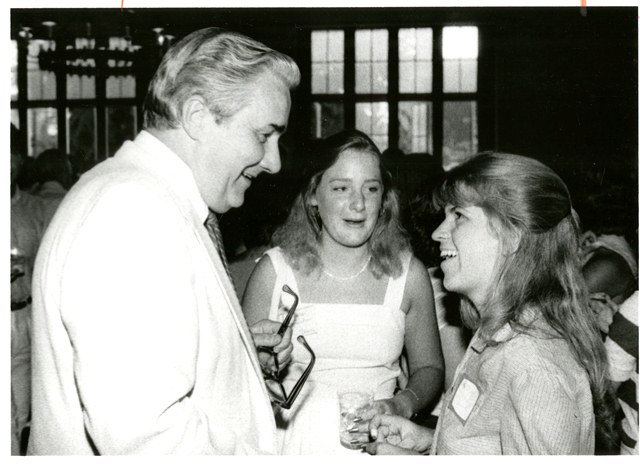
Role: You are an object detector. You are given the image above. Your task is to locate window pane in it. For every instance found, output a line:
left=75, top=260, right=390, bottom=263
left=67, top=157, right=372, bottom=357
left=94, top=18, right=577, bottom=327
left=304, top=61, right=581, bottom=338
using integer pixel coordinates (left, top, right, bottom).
left=312, top=64, right=328, bottom=94
left=328, top=63, right=344, bottom=94
left=443, top=61, right=460, bottom=93
left=372, top=63, right=388, bottom=94
left=106, top=76, right=137, bottom=99
left=355, top=30, right=371, bottom=61
left=311, top=31, right=328, bottom=62
left=328, top=31, right=344, bottom=61
left=416, top=28, right=433, bottom=60
left=399, top=28, right=432, bottom=93
left=444, top=59, right=478, bottom=93
left=355, top=29, right=388, bottom=94
left=371, top=30, right=388, bottom=61
left=310, top=102, right=344, bottom=139
left=399, top=62, right=416, bottom=94
left=460, top=60, right=478, bottom=92
left=355, top=63, right=371, bottom=94
left=399, top=101, right=433, bottom=154
left=27, top=108, right=58, bottom=157
left=355, top=102, right=388, bottom=151
left=443, top=27, right=478, bottom=94
left=442, top=26, right=478, bottom=59
left=311, top=30, right=344, bottom=95
left=106, top=37, right=137, bottom=99
left=443, top=101, right=477, bottom=171
left=416, top=61, right=431, bottom=93
left=66, top=107, right=97, bottom=166
left=107, top=106, right=138, bottom=157
left=67, top=38, right=97, bottom=100
left=27, top=40, right=56, bottom=100
left=11, top=40, right=18, bottom=101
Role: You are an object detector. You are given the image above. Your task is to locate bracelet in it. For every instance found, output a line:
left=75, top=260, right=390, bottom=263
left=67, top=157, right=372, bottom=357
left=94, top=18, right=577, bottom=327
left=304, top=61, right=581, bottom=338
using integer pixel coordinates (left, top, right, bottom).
left=399, top=388, right=420, bottom=418
left=404, top=388, right=420, bottom=402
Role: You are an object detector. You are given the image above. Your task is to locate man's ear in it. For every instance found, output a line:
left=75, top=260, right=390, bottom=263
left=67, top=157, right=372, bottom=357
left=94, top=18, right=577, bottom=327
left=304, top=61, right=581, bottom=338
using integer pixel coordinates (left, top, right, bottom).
left=181, top=96, right=210, bottom=141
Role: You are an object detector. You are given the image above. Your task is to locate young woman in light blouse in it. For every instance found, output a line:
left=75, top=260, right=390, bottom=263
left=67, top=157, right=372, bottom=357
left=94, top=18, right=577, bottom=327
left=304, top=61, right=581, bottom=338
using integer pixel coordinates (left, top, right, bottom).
left=364, top=152, right=616, bottom=455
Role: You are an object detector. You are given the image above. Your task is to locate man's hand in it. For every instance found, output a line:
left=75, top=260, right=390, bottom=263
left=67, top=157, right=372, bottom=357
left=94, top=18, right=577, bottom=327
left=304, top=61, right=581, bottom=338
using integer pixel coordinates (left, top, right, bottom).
left=363, top=414, right=433, bottom=455
left=249, top=319, right=293, bottom=373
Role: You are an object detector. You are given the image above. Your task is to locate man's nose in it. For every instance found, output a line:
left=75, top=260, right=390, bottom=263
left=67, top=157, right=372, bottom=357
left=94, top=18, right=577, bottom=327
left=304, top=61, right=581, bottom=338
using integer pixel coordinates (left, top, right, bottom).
left=259, top=141, right=282, bottom=174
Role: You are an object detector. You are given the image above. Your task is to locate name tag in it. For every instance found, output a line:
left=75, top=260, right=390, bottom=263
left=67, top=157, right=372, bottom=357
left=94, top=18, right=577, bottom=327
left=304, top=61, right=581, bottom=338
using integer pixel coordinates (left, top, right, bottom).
left=450, top=376, right=480, bottom=423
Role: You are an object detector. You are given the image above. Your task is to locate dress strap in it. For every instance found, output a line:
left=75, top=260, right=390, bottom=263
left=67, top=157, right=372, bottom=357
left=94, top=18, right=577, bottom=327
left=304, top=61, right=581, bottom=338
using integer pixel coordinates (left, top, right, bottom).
left=264, top=247, right=300, bottom=321
left=382, top=252, right=413, bottom=309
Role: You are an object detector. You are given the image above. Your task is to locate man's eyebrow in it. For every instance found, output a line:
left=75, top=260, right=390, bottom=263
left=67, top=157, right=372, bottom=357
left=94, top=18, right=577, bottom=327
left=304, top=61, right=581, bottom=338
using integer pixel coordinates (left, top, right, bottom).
left=269, top=123, right=286, bottom=133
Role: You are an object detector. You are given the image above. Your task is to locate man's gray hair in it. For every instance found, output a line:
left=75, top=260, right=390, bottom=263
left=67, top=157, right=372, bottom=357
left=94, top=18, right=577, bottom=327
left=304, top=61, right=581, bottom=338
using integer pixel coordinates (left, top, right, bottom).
left=143, top=27, right=300, bottom=130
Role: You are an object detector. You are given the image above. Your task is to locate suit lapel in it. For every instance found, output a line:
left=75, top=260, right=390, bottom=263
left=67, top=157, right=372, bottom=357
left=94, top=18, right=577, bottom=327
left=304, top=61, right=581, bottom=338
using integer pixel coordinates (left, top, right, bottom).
left=195, top=221, right=266, bottom=381
left=121, top=137, right=267, bottom=393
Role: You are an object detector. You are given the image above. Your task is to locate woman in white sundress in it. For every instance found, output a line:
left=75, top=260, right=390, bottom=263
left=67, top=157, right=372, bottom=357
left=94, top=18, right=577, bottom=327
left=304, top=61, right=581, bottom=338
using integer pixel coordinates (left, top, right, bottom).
left=243, top=129, right=444, bottom=454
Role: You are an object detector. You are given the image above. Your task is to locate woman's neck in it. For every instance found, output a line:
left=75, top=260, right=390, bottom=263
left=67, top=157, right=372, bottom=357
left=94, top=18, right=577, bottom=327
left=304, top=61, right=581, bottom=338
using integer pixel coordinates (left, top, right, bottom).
left=318, top=240, right=371, bottom=275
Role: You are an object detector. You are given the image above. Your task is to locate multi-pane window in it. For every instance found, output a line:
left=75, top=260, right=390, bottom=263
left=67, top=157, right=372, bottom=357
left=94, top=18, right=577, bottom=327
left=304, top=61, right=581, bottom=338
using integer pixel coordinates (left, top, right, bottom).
left=356, top=102, right=389, bottom=150
left=310, top=30, right=345, bottom=140
left=442, top=26, right=479, bottom=170
left=355, top=29, right=388, bottom=94
left=398, top=28, right=432, bottom=93
left=310, top=25, right=480, bottom=170
left=311, top=30, right=344, bottom=94
left=11, top=30, right=141, bottom=166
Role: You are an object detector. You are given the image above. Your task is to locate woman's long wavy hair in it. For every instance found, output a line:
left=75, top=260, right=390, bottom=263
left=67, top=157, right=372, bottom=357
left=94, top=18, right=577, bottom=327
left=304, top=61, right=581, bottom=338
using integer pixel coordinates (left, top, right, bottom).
left=431, top=152, right=617, bottom=452
left=272, top=129, right=410, bottom=278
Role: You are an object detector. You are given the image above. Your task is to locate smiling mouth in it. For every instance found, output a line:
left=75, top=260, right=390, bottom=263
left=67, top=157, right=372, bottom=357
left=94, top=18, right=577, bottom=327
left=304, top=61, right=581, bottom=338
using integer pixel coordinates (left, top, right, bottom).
left=440, top=250, right=458, bottom=261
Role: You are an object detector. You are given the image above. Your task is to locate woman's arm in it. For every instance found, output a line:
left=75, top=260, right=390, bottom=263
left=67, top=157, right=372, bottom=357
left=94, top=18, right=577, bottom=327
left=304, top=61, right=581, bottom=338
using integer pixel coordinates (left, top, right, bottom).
left=242, top=255, right=294, bottom=371
left=241, top=255, right=277, bottom=325
left=385, top=257, right=445, bottom=418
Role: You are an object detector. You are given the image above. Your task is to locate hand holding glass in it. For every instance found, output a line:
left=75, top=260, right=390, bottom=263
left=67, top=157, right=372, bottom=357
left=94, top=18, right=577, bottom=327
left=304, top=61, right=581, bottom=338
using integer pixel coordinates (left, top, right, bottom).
left=338, top=390, right=374, bottom=449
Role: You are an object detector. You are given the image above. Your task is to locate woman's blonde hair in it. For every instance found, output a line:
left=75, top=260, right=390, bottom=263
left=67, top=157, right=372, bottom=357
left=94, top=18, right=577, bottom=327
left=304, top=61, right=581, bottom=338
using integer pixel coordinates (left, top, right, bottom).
left=273, top=129, right=410, bottom=278
left=432, top=152, right=617, bottom=452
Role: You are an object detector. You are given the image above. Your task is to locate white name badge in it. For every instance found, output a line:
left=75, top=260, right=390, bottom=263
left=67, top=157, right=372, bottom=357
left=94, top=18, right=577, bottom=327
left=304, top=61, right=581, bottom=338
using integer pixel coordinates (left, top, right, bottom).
left=450, top=376, right=481, bottom=423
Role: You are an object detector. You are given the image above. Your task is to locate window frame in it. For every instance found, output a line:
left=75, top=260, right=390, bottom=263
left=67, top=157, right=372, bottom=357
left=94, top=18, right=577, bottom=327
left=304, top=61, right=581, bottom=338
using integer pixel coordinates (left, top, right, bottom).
left=307, top=24, right=491, bottom=168
left=11, top=34, right=146, bottom=164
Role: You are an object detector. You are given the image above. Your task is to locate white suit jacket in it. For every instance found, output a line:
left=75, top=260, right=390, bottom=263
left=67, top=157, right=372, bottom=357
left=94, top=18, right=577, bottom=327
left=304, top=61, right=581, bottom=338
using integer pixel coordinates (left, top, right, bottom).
left=28, top=131, right=277, bottom=455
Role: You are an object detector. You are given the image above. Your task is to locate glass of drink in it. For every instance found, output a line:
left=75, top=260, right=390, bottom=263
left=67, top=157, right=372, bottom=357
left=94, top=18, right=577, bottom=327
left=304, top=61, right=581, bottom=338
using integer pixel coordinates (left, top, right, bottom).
left=338, top=390, right=373, bottom=449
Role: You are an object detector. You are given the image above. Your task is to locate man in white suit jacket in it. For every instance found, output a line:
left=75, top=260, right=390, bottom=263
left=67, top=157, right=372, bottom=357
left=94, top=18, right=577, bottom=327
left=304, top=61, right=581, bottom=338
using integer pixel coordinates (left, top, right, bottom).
left=28, top=28, right=300, bottom=455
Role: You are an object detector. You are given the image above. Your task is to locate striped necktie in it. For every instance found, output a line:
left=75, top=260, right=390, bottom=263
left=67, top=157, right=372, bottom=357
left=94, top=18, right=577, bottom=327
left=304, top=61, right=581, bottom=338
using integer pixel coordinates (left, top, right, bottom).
left=204, top=210, right=232, bottom=280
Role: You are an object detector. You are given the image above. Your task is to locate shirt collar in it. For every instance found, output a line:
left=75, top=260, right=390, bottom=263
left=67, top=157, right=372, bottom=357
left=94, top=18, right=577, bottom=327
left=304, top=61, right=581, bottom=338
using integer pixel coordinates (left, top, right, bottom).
left=470, top=306, right=541, bottom=353
left=133, top=130, right=209, bottom=225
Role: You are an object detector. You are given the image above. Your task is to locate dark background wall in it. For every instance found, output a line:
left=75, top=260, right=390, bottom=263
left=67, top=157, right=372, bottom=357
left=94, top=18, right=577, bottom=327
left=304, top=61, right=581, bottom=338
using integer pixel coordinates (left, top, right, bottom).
left=11, top=6, right=638, bottom=253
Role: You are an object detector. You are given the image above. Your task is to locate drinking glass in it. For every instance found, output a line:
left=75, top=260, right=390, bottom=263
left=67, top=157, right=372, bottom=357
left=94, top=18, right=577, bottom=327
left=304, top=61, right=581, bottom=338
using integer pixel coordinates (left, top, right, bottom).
left=338, top=390, right=373, bottom=449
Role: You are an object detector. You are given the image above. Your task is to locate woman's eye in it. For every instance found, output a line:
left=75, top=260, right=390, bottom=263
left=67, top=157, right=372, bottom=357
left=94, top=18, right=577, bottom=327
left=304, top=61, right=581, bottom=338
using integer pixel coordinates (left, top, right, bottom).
left=332, top=186, right=347, bottom=192
left=257, top=133, right=270, bottom=143
left=367, top=186, right=380, bottom=193
left=453, top=210, right=465, bottom=221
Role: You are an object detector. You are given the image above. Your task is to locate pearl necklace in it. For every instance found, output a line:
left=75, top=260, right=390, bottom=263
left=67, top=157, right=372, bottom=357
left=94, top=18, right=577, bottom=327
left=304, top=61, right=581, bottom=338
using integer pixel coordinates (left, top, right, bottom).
left=322, top=255, right=372, bottom=281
